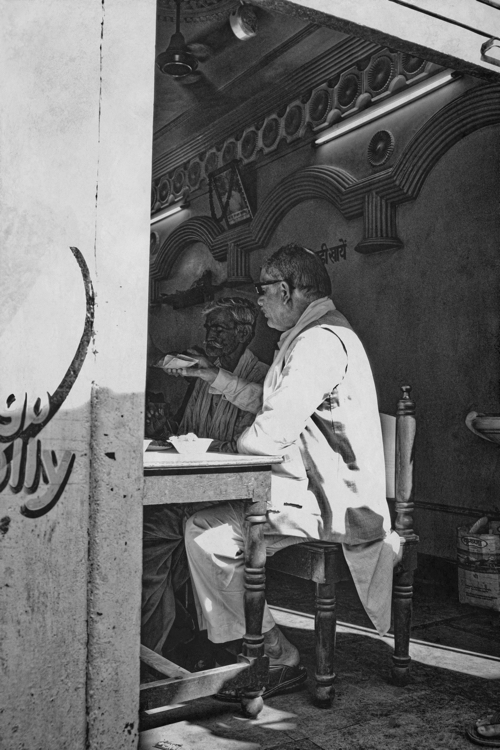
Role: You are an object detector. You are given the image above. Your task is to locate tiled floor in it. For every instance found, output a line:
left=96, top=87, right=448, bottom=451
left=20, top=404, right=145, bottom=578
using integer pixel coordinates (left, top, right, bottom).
left=139, top=571, right=500, bottom=750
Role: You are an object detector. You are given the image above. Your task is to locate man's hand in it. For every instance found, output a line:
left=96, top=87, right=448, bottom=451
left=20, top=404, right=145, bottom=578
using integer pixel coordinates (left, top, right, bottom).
left=164, top=350, right=219, bottom=384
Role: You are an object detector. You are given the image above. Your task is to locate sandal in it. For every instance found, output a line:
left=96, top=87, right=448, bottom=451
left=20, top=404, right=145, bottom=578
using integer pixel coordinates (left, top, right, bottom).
left=213, top=663, right=307, bottom=703
left=466, top=715, right=500, bottom=747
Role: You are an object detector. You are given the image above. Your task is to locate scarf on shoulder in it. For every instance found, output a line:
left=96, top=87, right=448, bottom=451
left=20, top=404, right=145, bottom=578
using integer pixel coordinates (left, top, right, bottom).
left=179, top=348, right=264, bottom=441
left=263, top=297, right=336, bottom=401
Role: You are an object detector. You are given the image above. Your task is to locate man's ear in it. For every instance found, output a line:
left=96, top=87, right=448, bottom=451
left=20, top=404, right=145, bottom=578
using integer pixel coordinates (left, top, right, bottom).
left=280, top=281, right=293, bottom=303
left=236, top=326, right=251, bottom=344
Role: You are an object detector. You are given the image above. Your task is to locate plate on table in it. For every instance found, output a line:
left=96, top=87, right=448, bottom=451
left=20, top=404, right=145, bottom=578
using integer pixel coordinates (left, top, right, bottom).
left=168, top=435, right=213, bottom=454
left=154, top=353, right=198, bottom=370
left=145, top=440, right=174, bottom=452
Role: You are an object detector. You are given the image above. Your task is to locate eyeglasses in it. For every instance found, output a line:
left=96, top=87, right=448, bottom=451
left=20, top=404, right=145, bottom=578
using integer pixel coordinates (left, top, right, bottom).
left=203, top=322, right=237, bottom=332
left=254, top=279, right=288, bottom=295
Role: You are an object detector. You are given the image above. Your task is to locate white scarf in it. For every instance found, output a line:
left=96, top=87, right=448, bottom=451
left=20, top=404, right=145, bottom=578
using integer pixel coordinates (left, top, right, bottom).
left=262, top=297, right=336, bottom=401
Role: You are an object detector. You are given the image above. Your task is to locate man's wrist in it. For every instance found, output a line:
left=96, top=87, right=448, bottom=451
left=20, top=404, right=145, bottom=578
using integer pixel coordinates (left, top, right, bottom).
left=204, top=366, right=218, bottom=385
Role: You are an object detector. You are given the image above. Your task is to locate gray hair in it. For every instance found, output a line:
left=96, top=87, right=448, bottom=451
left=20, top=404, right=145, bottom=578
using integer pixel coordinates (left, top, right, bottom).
left=202, top=296, right=259, bottom=342
left=263, top=243, right=332, bottom=299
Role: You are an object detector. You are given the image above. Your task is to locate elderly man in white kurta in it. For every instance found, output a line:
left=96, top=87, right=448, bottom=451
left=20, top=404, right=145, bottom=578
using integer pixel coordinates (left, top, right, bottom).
left=178, top=244, right=400, bottom=696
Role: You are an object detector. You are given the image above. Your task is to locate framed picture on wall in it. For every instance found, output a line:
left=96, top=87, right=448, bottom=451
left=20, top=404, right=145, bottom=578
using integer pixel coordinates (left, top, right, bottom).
left=208, top=161, right=253, bottom=230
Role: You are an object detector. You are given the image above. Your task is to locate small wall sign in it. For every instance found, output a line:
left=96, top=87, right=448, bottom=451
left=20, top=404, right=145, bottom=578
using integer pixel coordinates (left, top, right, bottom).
left=316, top=239, right=347, bottom=264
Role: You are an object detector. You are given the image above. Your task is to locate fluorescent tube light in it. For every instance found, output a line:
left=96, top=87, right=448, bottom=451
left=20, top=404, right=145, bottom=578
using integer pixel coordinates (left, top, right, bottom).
left=315, top=70, right=458, bottom=147
left=150, top=201, right=189, bottom=225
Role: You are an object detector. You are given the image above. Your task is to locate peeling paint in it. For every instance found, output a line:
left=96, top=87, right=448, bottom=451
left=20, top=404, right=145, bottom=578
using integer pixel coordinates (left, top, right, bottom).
left=0, top=516, right=11, bottom=535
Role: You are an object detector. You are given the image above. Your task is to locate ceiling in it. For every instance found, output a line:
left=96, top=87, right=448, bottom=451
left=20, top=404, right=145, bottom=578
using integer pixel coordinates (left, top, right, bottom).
left=153, top=0, right=348, bottom=161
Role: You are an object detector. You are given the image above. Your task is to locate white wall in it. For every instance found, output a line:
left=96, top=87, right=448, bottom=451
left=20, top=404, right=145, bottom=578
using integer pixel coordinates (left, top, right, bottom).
left=0, top=1, right=156, bottom=747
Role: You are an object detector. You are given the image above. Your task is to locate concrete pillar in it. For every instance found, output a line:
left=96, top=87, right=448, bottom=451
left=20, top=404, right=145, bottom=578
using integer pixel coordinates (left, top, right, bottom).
left=0, top=1, right=156, bottom=748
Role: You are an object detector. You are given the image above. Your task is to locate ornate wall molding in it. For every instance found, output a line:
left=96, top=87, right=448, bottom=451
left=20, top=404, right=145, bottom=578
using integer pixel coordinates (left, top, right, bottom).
left=226, top=242, right=253, bottom=285
left=352, top=81, right=500, bottom=252
left=367, top=130, right=395, bottom=167
left=152, top=43, right=441, bottom=212
left=152, top=50, right=442, bottom=211
left=150, top=82, right=500, bottom=302
left=150, top=216, right=223, bottom=301
left=358, top=193, right=402, bottom=254
left=153, top=35, right=383, bottom=182
left=392, top=82, right=500, bottom=200
left=153, top=46, right=439, bottom=203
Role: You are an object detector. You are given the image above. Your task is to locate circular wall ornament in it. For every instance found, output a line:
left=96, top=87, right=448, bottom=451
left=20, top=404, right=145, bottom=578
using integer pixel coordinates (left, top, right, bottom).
left=337, top=73, right=359, bottom=109
left=188, top=160, right=201, bottom=187
left=172, top=169, right=185, bottom=194
left=309, top=89, right=330, bottom=123
left=205, top=150, right=219, bottom=175
left=222, top=141, right=237, bottom=163
left=158, top=177, right=171, bottom=204
left=284, top=105, right=303, bottom=137
left=356, top=56, right=371, bottom=72
left=401, top=54, right=425, bottom=75
left=367, top=55, right=394, bottom=93
left=262, top=117, right=280, bottom=148
left=241, top=130, right=257, bottom=159
left=367, top=130, right=395, bottom=167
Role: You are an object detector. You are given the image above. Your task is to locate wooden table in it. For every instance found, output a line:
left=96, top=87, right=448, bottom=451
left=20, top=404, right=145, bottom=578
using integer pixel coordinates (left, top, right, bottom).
left=141, top=449, right=282, bottom=720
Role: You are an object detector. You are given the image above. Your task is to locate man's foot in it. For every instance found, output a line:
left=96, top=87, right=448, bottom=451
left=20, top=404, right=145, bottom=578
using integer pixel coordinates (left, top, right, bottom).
left=212, top=626, right=304, bottom=702
left=466, top=714, right=500, bottom=746
left=213, top=627, right=299, bottom=667
left=264, top=625, right=300, bottom=667
left=213, top=663, right=308, bottom=703
left=478, top=715, right=500, bottom=738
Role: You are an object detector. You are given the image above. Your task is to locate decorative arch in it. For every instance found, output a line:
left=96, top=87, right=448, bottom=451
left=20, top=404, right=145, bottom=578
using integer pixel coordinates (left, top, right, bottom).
left=393, top=82, right=500, bottom=199
left=352, top=82, right=500, bottom=252
left=248, top=83, right=500, bottom=256
left=250, top=166, right=356, bottom=248
left=149, top=216, right=223, bottom=302
left=149, top=82, right=500, bottom=302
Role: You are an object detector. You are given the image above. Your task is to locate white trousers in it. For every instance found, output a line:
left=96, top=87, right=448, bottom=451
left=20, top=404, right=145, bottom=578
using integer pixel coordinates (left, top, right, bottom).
left=185, top=501, right=301, bottom=643
left=185, top=501, right=402, bottom=642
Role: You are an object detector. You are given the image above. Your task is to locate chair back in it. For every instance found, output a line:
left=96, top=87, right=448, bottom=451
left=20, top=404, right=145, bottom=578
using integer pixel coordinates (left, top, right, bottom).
left=380, top=412, right=396, bottom=499
left=394, top=385, right=417, bottom=539
left=380, top=386, right=417, bottom=540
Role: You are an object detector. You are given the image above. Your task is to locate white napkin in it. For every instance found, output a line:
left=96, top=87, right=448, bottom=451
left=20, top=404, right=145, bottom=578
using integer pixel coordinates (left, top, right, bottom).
left=155, top=353, right=198, bottom=370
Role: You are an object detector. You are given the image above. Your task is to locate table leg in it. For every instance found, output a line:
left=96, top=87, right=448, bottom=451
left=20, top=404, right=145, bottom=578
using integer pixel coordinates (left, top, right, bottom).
left=240, top=483, right=269, bottom=717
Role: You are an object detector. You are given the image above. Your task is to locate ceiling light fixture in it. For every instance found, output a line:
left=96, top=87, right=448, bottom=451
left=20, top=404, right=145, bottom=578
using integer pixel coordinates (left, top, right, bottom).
left=315, top=70, right=459, bottom=147
left=230, top=4, right=258, bottom=40
left=150, top=201, right=189, bottom=226
left=156, top=0, right=198, bottom=78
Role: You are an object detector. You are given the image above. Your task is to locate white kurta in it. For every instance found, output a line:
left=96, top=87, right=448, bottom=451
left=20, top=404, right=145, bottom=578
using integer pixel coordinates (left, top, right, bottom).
left=186, top=298, right=400, bottom=637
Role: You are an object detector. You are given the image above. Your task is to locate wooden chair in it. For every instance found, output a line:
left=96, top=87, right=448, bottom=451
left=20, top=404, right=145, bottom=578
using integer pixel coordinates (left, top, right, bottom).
left=266, top=385, right=418, bottom=706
